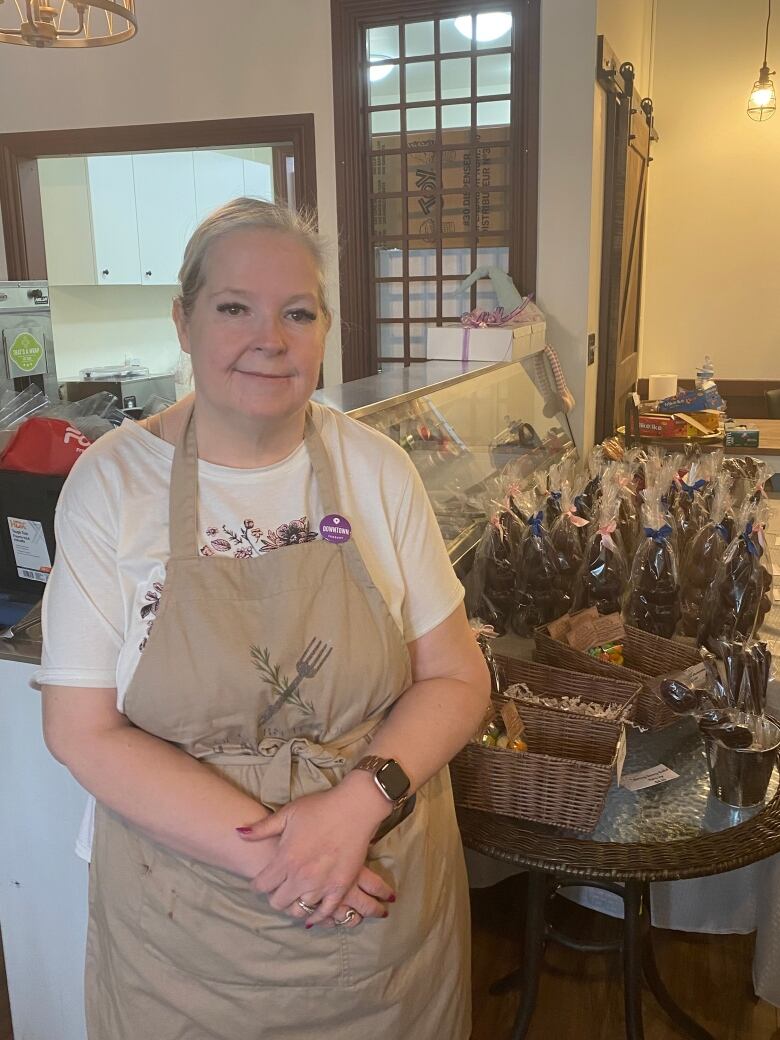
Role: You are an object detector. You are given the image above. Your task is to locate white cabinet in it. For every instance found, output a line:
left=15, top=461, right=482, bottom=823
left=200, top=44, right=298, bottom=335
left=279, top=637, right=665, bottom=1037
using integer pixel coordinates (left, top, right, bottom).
left=87, top=154, right=142, bottom=285
left=133, top=152, right=197, bottom=286
left=193, top=150, right=246, bottom=223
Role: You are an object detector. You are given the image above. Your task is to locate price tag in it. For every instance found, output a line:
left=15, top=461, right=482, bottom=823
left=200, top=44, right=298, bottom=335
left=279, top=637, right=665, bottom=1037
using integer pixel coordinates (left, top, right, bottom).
left=615, top=729, right=627, bottom=786
left=621, top=764, right=679, bottom=792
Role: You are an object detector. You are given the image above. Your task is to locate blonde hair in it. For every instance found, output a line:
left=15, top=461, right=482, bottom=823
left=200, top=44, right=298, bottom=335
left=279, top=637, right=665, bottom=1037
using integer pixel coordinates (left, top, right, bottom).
left=176, top=197, right=329, bottom=320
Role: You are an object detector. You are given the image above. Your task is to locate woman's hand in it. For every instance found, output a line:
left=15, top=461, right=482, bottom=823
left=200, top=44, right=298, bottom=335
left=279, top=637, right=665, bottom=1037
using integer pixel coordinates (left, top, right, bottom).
left=236, top=785, right=393, bottom=926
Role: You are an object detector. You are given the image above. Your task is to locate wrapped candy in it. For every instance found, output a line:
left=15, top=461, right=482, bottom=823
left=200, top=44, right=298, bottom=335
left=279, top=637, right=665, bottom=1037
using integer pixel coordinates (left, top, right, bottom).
left=549, top=480, right=589, bottom=593
left=672, top=457, right=715, bottom=561
left=698, top=502, right=773, bottom=649
left=623, top=458, right=682, bottom=639
left=724, top=457, right=768, bottom=513
left=511, top=494, right=570, bottom=635
left=573, top=480, right=630, bottom=616
left=678, top=478, right=734, bottom=637
left=463, top=510, right=520, bottom=635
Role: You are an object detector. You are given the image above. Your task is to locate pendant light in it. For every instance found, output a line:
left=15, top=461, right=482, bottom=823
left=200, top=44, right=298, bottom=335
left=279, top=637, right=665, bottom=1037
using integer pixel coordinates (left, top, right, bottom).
left=748, top=0, right=776, bottom=120
left=0, top=1, right=137, bottom=48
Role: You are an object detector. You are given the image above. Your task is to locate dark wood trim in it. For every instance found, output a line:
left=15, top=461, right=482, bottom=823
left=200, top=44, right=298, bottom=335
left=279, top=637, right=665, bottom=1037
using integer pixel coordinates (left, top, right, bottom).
left=637, top=378, right=780, bottom=420
left=332, top=0, right=540, bottom=382
left=0, top=114, right=318, bottom=280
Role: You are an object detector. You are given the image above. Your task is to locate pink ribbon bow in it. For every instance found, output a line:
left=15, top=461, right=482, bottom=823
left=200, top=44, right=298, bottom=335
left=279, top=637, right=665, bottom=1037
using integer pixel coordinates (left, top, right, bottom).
left=564, top=507, right=589, bottom=528
left=470, top=621, right=499, bottom=641
left=598, top=521, right=618, bottom=552
left=460, top=304, right=528, bottom=329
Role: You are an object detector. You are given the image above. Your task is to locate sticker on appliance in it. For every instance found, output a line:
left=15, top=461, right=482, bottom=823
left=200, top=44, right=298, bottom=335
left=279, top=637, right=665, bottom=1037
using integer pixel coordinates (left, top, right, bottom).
left=7, top=517, right=52, bottom=583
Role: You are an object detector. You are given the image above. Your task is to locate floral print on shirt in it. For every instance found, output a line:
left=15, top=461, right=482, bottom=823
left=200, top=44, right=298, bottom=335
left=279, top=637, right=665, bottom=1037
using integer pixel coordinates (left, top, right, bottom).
left=138, top=516, right=319, bottom=651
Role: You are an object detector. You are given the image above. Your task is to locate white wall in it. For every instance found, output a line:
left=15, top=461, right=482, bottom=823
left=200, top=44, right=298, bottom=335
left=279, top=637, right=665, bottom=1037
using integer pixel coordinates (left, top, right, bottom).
left=0, top=0, right=343, bottom=385
left=642, top=0, right=780, bottom=382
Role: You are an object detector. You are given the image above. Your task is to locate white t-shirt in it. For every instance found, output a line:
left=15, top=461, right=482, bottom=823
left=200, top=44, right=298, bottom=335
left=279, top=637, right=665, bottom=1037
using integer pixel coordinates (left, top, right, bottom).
left=35, top=402, right=464, bottom=859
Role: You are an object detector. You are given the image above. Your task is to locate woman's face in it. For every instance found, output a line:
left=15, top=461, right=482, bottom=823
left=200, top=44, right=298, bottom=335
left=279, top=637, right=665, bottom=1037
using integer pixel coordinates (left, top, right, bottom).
left=174, top=228, right=328, bottom=424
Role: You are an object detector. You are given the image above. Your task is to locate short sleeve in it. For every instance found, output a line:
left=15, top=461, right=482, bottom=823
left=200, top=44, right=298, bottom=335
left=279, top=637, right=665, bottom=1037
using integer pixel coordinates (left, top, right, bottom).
left=393, top=465, right=465, bottom=642
left=34, top=456, right=124, bottom=689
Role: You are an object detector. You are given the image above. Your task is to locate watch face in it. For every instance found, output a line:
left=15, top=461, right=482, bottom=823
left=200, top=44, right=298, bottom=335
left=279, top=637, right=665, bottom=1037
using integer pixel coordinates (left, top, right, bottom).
left=376, top=760, right=410, bottom=801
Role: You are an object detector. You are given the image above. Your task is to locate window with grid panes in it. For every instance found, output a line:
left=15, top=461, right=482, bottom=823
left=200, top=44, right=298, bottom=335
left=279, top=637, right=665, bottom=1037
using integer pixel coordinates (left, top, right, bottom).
left=367, top=12, right=514, bottom=365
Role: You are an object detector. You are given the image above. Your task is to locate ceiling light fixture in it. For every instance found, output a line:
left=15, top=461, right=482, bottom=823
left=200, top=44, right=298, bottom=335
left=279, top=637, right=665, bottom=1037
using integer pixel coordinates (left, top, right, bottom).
left=455, top=12, right=512, bottom=44
left=369, top=60, right=394, bottom=83
left=748, top=0, right=776, bottom=120
left=0, top=0, right=137, bottom=49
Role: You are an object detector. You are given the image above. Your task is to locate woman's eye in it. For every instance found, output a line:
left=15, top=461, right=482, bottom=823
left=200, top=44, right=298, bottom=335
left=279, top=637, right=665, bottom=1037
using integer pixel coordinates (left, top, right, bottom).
left=216, top=302, right=247, bottom=317
left=287, top=308, right=317, bottom=323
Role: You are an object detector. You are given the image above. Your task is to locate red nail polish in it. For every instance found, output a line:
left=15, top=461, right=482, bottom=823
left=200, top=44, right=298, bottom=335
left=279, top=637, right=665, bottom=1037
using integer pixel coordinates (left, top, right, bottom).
left=388, top=894, right=396, bottom=903
left=382, top=910, right=389, bottom=918
left=235, top=826, right=253, bottom=834
left=305, top=922, right=314, bottom=930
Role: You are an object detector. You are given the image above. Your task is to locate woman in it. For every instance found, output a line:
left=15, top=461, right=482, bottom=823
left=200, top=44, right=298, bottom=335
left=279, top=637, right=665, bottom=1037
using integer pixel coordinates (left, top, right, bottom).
left=39, top=197, right=490, bottom=1039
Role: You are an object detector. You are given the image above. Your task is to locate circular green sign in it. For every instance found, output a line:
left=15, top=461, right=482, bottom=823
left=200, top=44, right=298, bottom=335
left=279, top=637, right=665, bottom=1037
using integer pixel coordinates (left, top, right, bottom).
left=10, top=332, right=44, bottom=372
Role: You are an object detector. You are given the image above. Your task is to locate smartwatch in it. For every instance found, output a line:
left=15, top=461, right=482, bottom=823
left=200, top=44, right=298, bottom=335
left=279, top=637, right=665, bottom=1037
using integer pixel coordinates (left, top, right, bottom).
left=353, top=755, right=411, bottom=808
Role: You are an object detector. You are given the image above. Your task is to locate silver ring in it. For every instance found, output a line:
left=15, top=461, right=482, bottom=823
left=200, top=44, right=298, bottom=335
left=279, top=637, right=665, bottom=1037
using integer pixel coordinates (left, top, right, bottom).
left=296, top=898, right=319, bottom=915
left=333, top=909, right=360, bottom=927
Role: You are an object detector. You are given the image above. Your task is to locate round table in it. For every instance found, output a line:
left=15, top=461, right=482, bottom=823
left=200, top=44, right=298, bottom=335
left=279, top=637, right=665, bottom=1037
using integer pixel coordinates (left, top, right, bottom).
left=458, top=717, right=780, bottom=1040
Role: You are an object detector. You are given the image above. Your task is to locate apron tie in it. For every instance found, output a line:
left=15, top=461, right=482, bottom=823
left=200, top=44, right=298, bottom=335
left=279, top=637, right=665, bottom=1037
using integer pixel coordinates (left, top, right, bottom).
left=201, top=716, right=382, bottom=809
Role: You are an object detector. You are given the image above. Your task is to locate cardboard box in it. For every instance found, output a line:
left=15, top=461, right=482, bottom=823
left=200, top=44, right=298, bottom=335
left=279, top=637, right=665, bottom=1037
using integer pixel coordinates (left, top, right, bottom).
left=638, top=413, right=691, bottom=439
left=371, top=126, right=510, bottom=246
left=724, top=426, right=760, bottom=447
left=427, top=321, right=546, bottom=363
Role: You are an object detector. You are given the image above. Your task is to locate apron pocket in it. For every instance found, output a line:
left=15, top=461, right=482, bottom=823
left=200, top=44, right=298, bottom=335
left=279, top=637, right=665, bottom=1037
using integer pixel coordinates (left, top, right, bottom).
left=138, top=842, right=346, bottom=988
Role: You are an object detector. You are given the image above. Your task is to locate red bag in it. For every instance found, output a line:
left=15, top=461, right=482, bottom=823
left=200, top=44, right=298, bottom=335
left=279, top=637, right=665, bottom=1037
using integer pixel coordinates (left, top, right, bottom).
left=0, top=417, right=92, bottom=475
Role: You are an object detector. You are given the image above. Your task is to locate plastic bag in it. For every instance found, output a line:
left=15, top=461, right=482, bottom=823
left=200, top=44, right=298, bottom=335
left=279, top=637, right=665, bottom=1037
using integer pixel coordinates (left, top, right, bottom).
left=512, top=493, right=570, bottom=635
left=613, top=461, right=642, bottom=562
left=698, top=502, right=773, bottom=649
left=672, top=455, right=719, bottom=560
left=724, top=457, right=767, bottom=513
left=469, top=619, right=506, bottom=695
left=573, top=479, right=630, bottom=615
left=623, top=457, right=681, bottom=638
left=549, top=479, right=589, bottom=593
left=464, top=511, right=520, bottom=636
left=0, top=416, right=91, bottom=475
left=678, top=478, right=734, bottom=637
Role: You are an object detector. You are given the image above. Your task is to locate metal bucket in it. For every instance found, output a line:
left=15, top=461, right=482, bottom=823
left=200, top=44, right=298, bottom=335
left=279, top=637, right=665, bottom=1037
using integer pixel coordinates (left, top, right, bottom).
left=704, top=715, right=780, bottom=808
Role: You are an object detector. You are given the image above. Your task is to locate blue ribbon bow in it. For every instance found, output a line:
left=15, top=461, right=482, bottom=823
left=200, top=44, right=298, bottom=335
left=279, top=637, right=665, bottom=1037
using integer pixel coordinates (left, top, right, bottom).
left=741, top=521, right=759, bottom=557
left=548, top=490, right=562, bottom=503
left=644, top=524, right=673, bottom=544
left=573, top=495, right=588, bottom=516
left=681, top=478, right=707, bottom=497
left=527, top=511, right=544, bottom=537
left=715, top=521, right=731, bottom=543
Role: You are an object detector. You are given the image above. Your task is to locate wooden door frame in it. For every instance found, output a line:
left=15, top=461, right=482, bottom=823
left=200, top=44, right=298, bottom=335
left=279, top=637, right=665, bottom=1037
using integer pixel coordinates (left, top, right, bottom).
left=595, top=36, right=655, bottom=442
left=0, top=114, right=318, bottom=282
left=331, top=0, right=540, bottom=382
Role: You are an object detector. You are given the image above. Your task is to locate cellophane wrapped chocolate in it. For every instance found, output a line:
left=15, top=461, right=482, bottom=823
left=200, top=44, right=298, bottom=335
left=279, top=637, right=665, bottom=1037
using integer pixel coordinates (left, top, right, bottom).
left=469, top=619, right=506, bottom=695
left=464, top=510, right=520, bottom=635
left=678, top=478, right=734, bottom=637
left=511, top=492, right=570, bottom=635
left=573, top=480, right=630, bottom=615
left=615, top=450, right=645, bottom=561
left=724, top=457, right=768, bottom=514
left=623, top=458, right=682, bottom=638
left=672, top=458, right=714, bottom=561
left=541, top=460, right=566, bottom=531
left=549, top=480, right=589, bottom=595
left=698, top=502, right=773, bottom=649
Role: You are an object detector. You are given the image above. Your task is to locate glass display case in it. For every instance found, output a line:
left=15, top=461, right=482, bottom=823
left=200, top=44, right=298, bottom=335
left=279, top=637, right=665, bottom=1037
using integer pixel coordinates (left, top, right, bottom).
left=314, top=359, right=576, bottom=564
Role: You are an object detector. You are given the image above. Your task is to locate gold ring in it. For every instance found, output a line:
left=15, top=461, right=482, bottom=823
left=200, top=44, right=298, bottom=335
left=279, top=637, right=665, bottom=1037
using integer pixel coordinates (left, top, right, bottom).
left=333, top=909, right=360, bottom=927
left=296, top=898, right=319, bottom=915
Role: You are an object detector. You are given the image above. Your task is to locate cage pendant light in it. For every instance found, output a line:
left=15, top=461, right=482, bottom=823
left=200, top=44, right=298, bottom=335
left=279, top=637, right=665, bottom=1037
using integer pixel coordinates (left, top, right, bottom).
left=748, top=0, right=776, bottom=120
left=0, top=1, right=137, bottom=48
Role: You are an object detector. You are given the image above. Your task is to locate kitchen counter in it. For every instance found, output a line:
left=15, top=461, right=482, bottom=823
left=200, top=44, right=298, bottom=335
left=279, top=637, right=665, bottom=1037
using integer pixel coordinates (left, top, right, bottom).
left=0, top=602, right=42, bottom=666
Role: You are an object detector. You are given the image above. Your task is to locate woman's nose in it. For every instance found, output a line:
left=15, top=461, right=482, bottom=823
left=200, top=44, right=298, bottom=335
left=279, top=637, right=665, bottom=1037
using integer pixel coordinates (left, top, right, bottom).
left=251, top=314, right=286, bottom=352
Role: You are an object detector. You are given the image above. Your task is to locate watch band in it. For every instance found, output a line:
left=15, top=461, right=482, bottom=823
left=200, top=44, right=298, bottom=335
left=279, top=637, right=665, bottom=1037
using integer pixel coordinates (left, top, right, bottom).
left=353, top=755, right=387, bottom=775
left=370, top=793, right=416, bottom=844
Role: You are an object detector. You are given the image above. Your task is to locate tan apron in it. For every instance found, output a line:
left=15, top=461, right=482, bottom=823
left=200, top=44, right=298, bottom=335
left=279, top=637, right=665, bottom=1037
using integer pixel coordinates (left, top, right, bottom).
left=84, top=402, right=471, bottom=1040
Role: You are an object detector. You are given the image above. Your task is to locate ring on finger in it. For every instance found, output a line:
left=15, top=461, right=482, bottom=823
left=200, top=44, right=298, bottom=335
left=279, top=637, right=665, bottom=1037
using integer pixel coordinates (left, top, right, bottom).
left=333, top=908, right=361, bottom=927
left=296, top=898, right=320, bottom=915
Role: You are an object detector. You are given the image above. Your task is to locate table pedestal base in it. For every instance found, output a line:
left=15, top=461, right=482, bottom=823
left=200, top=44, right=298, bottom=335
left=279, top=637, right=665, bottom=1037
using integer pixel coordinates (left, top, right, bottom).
left=490, top=870, right=715, bottom=1040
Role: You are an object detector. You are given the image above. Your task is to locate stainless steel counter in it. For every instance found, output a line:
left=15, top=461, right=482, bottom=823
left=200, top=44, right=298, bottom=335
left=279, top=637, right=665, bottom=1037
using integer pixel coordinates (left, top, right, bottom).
left=312, top=360, right=497, bottom=418
left=0, top=601, right=42, bottom=665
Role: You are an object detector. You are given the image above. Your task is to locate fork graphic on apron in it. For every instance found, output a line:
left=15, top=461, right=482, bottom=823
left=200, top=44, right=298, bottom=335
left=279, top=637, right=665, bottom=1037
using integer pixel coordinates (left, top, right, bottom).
left=256, top=637, right=333, bottom=726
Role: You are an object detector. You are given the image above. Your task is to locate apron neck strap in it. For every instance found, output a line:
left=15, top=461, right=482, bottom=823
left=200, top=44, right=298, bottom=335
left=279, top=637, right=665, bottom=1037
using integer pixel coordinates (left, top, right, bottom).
left=168, top=400, right=340, bottom=560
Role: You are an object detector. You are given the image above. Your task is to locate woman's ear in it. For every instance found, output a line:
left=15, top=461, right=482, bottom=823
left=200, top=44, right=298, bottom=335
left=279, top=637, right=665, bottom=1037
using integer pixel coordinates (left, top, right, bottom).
left=172, top=296, right=191, bottom=356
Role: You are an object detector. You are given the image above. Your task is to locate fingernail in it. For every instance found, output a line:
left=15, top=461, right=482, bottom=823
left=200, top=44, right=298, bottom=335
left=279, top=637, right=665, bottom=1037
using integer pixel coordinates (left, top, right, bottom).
left=305, top=923, right=314, bottom=930
left=235, top=826, right=253, bottom=834
left=388, top=894, right=396, bottom=903
left=382, top=910, right=389, bottom=918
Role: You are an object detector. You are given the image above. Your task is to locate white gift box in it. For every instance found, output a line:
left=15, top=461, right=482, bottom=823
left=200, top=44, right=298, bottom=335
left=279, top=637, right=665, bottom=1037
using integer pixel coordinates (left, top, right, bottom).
left=426, top=320, right=546, bottom=363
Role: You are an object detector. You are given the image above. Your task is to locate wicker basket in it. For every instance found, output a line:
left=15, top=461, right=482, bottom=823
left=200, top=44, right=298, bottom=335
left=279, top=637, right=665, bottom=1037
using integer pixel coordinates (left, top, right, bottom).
left=450, top=657, right=639, bottom=832
left=533, top=623, right=701, bottom=730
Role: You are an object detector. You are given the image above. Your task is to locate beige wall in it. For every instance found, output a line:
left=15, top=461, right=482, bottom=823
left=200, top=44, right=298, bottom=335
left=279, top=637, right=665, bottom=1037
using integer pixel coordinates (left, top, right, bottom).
left=642, top=0, right=780, bottom=381
left=597, top=0, right=655, bottom=96
left=0, top=0, right=343, bottom=384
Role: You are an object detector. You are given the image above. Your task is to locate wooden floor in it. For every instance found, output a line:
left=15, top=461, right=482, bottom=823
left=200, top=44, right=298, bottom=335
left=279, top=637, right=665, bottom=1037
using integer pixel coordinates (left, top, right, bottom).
left=470, top=874, right=780, bottom=1040
left=1, top=878, right=777, bottom=1040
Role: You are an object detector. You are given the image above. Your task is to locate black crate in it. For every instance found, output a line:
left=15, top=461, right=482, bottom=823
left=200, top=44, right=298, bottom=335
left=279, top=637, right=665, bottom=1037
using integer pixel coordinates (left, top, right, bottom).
left=0, top=469, right=65, bottom=596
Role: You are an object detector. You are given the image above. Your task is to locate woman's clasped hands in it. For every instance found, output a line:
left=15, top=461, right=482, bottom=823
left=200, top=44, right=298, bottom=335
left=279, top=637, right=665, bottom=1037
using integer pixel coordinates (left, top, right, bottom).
left=236, top=785, right=395, bottom=930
